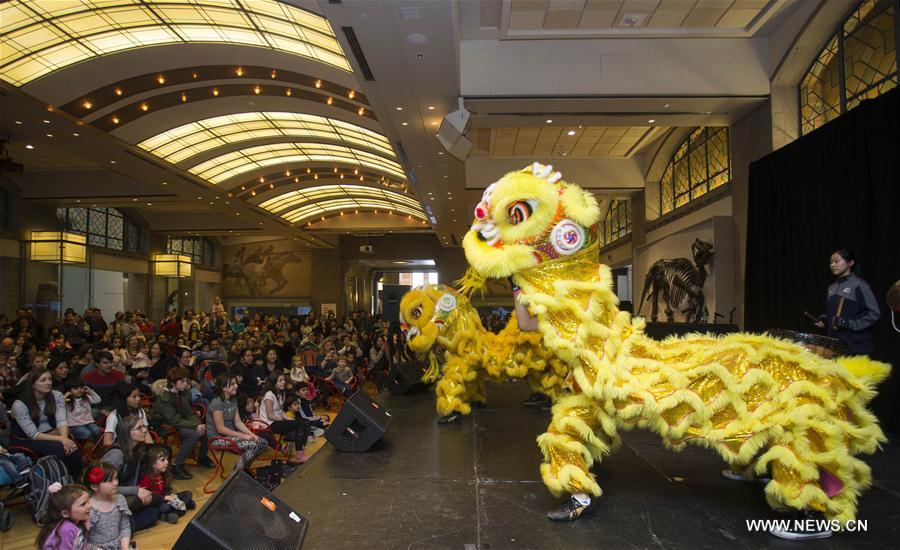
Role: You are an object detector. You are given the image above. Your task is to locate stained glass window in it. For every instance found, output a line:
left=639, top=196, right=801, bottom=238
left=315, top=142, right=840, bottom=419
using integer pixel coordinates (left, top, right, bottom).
left=57, top=207, right=140, bottom=253
left=168, top=236, right=214, bottom=266
left=801, top=0, right=896, bottom=134
left=600, top=200, right=631, bottom=247
left=659, top=127, right=731, bottom=216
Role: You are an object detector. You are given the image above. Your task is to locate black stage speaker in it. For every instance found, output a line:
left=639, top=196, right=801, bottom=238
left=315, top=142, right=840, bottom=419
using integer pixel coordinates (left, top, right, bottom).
left=173, top=469, right=307, bottom=550
left=325, top=390, right=393, bottom=452
left=386, top=360, right=427, bottom=395
left=381, top=284, right=410, bottom=322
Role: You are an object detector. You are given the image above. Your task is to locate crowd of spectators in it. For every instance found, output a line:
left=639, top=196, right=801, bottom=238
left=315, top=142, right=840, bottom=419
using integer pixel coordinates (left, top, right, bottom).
left=0, top=302, right=410, bottom=541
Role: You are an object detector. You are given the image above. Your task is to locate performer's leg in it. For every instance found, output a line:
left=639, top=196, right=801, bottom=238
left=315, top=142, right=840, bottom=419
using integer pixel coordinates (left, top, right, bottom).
left=435, top=355, right=478, bottom=419
left=538, top=393, right=619, bottom=521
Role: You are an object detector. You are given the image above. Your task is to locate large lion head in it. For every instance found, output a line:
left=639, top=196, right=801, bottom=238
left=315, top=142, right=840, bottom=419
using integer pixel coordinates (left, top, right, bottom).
left=462, top=163, right=601, bottom=281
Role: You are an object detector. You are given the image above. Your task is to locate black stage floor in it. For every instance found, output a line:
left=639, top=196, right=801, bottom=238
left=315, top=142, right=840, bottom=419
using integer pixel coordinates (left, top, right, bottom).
left=275, top=381, right=900, bottom=549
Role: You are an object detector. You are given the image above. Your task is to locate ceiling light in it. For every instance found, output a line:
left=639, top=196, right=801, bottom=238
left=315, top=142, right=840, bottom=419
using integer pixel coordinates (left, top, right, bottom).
left=46, top=133, right=53, bottom=137
left=139, top=103, right=149, bottom=111
left=156, top=75, right=165, bottom=85
left=25, top=144, right=34, bottom=149
left=395, top=107, right=403, bottom=111
left=110, top=160, right=116, bottom=164
left=314, top=79, right=322, bottom=88
left=294, top=177, right=299, bottom=182
left=212, top=88, right=219, bottom=96
left=82, top=100, right=92, bottom=109
left=181, top=93, right=187, bottom=102
left=72, top=133, right=79, bottom=137
left=348, top=90, right=355, bottom=99
left=235, top=67, right=244, bottom=76
left=664, top=104, right=671, bottom=109
left=358, top=107, right=365, bottom=116
left=546, top=119, right=553, bottom=124
left=285, top=88, right=292, bottom=96
left=132, top=198, right=138, bottom=202
left=648, top=119, right=655, bottom=123
left=162, top=182, right=168, bottom=185
left=192, top=72, right=198, bottom=79
left=437, top=152, right=443, bottom=155
left=253, top=85, right=261, bottom=94
left=42, top=119, right=49, bottom=124
left=326, top=97, right=333, bottom=105
left=111, top=116, right=120, bottom=124
left=75, top=200, right=80, bottom=203
left=427, top=106, right=435, bottom=110
left=401, top=122, right=408, bottom=126
left=114, top=88, right=123, bottom=96
left=567, top=130, right=576, bottom=136
left=15, top=120, right=22, bottom=124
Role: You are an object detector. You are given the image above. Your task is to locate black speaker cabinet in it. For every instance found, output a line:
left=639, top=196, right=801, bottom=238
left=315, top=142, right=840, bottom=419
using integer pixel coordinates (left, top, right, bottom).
left=325, top=390, right=393, bottom=452
left=386, top=360, right=427, bottom=395
left=173, top=469, right=308, bottom=550
left=381, top=284, right=411, bottom=322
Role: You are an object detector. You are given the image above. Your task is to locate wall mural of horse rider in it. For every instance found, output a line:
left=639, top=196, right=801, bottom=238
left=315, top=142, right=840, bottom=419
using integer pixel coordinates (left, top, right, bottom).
left=223, top=244, right=306, bottom=296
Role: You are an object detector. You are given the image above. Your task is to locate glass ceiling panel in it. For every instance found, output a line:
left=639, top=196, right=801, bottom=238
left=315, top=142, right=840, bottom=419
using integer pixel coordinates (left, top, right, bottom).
left=258, top=185, right=425, bottom=223
left=0, top=0, right=350, bottom=86
left=190, top=143, right=406, bottom=184
left=137, top=112, right=396, bottom=164
left=282, top=200, right=425, bottom=224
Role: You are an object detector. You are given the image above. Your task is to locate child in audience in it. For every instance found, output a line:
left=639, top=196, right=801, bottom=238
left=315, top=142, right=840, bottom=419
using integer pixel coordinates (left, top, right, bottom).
left=289, top=355, right=317, bottom=398
left=84, top=464, right=132, bottom=550
left=296, top=385, right=330, bottom=438
left=65, top=379, right=102, bottom=441
left=326, top=356, right=355, bottom=397
left=137, top=446, right=195, bottom=524
left=104, top=383, right=153, bottom=446
left=35, top=483, right=91, bottom=550
left=0, top=442, right=32, bottom=488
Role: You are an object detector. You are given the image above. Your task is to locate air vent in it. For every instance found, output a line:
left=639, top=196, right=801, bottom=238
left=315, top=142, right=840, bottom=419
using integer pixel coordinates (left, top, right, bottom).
left=341, top=27, right=374, bottom=81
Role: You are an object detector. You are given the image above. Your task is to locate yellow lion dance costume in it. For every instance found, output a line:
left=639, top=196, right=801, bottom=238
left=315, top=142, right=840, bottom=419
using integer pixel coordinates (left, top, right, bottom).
left=460, top=163, right=890, bottom=528
left=400, top=284, right=568, bottom=419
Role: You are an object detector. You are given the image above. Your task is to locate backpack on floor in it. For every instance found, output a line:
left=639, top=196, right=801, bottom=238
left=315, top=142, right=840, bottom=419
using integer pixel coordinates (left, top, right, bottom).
left=25, top=455, right=73, bottom=525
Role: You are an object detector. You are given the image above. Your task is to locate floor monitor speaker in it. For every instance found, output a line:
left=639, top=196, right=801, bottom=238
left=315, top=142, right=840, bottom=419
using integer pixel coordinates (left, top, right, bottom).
left=386, top=361, right=427, bottom=395
left=325, top=390, right=393, bottom=452
left=172, top=469, right=308, bottom=550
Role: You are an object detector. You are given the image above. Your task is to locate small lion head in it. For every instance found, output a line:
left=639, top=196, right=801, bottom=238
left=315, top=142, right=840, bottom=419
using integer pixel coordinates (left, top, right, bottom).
left=463, top=163, right=600, bottom=280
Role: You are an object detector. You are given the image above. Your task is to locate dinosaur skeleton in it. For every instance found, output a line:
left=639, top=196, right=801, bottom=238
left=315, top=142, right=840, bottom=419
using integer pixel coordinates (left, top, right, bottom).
left=638, top=239, right=715, bottom=323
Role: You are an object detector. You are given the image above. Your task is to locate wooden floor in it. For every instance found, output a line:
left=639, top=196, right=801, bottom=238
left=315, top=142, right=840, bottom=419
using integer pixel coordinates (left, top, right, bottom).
left=0, top=410, right=332, bottom=550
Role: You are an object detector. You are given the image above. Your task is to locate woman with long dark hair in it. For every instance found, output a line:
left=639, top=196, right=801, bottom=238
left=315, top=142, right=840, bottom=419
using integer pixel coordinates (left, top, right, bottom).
left=259, top=371, right=311, bottom=465
left=9, top=367, right=83, bottom=478
left=99, top=414, right=161, bottom=531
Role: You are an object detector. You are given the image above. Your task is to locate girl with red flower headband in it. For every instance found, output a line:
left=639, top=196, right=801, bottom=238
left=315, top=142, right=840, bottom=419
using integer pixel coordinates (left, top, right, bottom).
left=83, top=464, right=132, bottom=550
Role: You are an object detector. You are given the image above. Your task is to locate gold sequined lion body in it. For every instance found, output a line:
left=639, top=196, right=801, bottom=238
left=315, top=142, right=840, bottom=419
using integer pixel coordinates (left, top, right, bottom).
left=460, top=163, right=890, bottom=523
left=400, top=284, right=568, bottom=417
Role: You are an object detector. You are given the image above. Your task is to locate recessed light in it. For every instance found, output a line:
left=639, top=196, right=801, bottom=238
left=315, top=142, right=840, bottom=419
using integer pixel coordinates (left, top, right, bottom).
left=437, top=152, right=444, bottom=155
left=146, top=203, right=152, bottom=206
left=25, top=144, right=34, bottom=149
left=15, top=121, right=22, bottom=124
left=546, top=119, right=553, bottom=124
left=664, top=104, right=671, bottom=108
left=401, top=122, right=408, bottom=126
left=75, top=199, right=80, bottom=203
left=443, top=175, right=448, bottom=179
left=42, top=120, right=50, bottom=124
left=162, top=182, right=167, bottom=185
left=110, top=160, right=116, bottom=164
left=72, top=133, right=79, bottom=137
left=46, top=133, right=53, bottom=137
left=567, top=130, right=576, bottom=136
left=132, top=198, right=138, bottom=201
left=648, top=119, right=655, bottom=123
left=395, top=107, right=403, bottom=111
left=197, top=197, right=202, bottom=199
left=427, top=106, right=435, bottom=110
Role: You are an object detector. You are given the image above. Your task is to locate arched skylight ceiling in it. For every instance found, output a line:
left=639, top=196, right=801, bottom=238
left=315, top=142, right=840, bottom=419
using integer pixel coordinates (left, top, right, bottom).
left=259, top=185, right=426, bottom=224
left=137, top=112, right=395, bottom=164
left=0, top=0, right=350, bottom=86
left=190, top=142, right=406, bottom=185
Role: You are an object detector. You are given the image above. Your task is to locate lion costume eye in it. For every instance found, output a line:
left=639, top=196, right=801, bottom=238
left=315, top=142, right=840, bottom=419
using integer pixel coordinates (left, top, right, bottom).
left=507, top=200, right=536, bottom=225
left=411, top=306, right=423, bottom=319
